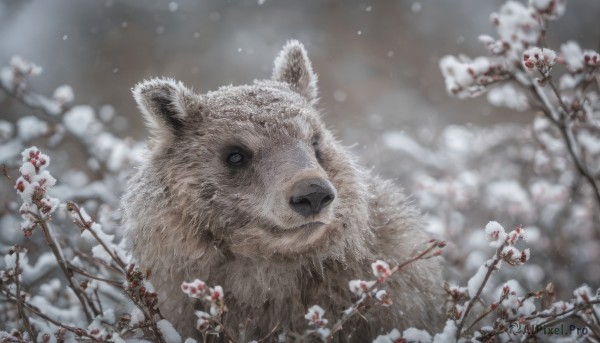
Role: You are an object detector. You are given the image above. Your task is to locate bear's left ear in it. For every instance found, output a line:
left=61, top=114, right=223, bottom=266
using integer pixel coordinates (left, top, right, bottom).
left=272, top=40, right=318, bottom=105
left=132, top=78, right=195, bottom=140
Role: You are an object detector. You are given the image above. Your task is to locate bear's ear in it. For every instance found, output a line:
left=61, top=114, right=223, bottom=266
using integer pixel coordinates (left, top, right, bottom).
left=272, top=40, right=318, bottom=105
left=132, top=78, right=195, bottom=137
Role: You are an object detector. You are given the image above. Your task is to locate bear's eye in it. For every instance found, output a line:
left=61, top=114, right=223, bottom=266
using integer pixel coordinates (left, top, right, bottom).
left=227, top=152, right=246, bottom=165
left=311, top=134, right=322, bottom=160
left=311, top=135, right=319, bottom=147
left=222, top=145, right=252, bottom=168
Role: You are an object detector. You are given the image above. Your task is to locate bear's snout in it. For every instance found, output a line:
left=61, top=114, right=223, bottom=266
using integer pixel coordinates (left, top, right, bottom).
left=288, top=178, right=335, bottom=217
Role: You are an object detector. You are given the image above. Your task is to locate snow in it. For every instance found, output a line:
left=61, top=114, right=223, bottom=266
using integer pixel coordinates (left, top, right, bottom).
left=63, top=105, right=98, bottom=138
left=382, top=131, right=430, bottom=159
left=99, top=104, right=116, bottom=122
left=91, top=244, right=113, bottom=265
left=17, top=115, right=49, bottom=141
left=53, top=84, right=74, bottom=104
left=467, top=264, right=488, bottom=298
left=0, top=120, right=14, bottom=143
left=403, top=327, right=432, bottom=343
left=316, top=327, right=331, bottom=342
left=484, top=221, right=507, bottom=247
left=411, top=2, right=422, bottom=14
left=157, top=319, right=181, bottom=343
left=439, top=56, right=473, bottom=96
left=578, top=130, right=600, bottom=155
left=561, top=41, right=584, bottom=72
left=573, top=285, right=594, bottom=304
left=305, top=305, right=327, bottom=326
left=181, top=279, right=208, bottom=298
left=529, top=0, right=566, bottom=19
left=484, top=180, right=533, bottom=219
left=22, top=252, right=57, bottom=283
left=81, top=222, right=115, bottom=247
left=374, top=289, right=391, bottom=306
left=432, top=320, right=457, bottom=343
left=478, top=35, right=494, bottom=45
left=3, top=251, right=19, bottom=269
left=492, top=1, right=539, bottom=59
left=522, top=47, right=557, bottom=69
left=194, top=310, right=211, bottom=331
left=10, top=55, right=42, bottom=77
left=500, top=245, right=521, bottom=263
left=583, top=49, right=600, bottom=67
left=371, top=260, right=391, bottom=278
left=487, top=84, right=528, bottom=111
left=130, top=307, right=145, bottom=326
left=373, top=329, right=402, bottom=343
left=348, top=279, right=376, bottom=296
left=14, top=147, right=60, bottom=220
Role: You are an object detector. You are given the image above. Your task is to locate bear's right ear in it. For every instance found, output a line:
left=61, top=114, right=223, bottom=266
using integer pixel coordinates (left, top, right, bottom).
left=132, top=78, right=195, bottom=138
left=272, top=40, right=318, bottom=105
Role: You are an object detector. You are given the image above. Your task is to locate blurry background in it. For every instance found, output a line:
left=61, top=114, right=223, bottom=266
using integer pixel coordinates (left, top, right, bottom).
left=2, top=0, right=600, bottom=154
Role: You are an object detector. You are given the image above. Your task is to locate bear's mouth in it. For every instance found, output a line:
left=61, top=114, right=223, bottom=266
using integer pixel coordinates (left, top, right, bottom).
left=267, top=221, right=326, bottom=235
left=291, top=221, right=325, bottom=231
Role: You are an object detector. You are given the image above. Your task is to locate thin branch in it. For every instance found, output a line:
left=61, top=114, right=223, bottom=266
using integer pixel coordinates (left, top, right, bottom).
left=575, top=314, right=600, bottom=339
left=37, top=217, right=94, bottom=322
left=67, top=202, right=127, bottom=273
left=211, top=317, right=237, bottom=343
left=67, top=262, right=123, bottom=288
left=329, top=240, right=444, bottom=336
left=455, top=241, right=507, bottom=339
left=2, top=164, right=12, bottom=181
left=525, top=68, right=600, bottom=207
left=0, top=288, right=96, bottom=340
left=0, top=81, right=66, bottom=123
left=14, top=246, right=37, bottom=341
left=464, top=294, right=508, bottom=333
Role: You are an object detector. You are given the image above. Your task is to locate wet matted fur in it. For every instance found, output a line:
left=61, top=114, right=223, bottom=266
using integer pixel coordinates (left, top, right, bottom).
left=123, top=40, right=444, bottom=342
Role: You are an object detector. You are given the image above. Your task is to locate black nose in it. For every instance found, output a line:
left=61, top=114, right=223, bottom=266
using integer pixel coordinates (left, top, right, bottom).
left=289, top=178, right=335, bottom=217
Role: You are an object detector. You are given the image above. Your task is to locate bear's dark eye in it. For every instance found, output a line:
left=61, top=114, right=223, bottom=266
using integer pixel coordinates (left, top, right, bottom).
left=311, top=134, right=322, bottom=160
left=223, top=145, right=252, bottom=167
left=311, top=135, right=319, bottom=147
left=228, top=153, right=244, bottom=165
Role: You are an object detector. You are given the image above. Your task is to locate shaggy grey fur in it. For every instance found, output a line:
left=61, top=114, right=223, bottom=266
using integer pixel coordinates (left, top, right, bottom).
left=123, top=40, right=444, bottom=342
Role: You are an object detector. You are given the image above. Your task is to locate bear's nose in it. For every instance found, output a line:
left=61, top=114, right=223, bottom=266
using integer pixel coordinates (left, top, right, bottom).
left=289, top=178, right=335, bottom=217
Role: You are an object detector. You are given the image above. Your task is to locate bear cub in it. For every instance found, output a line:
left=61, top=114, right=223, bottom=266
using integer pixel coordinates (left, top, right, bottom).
left=123, top=40, right=443, bottom=342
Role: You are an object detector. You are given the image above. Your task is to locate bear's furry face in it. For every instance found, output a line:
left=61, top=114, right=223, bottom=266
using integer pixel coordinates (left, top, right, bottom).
left=132, top=41, right=369, bottom=258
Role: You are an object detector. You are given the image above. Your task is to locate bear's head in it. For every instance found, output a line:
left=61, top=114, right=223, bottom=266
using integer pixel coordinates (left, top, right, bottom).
left=132, top=41, right=370, bottom=260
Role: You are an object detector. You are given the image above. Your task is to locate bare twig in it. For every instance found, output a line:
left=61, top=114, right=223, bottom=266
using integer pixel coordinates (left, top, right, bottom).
left=539, top=72, right=600, bottom=206
left=329, top=240, right=444, bottom=336
left=66, top=202, right=127, bottom=273
left=2, top=164, right=12, bottom=181
left=37, top=217, right=94, bottom=322
left=0, top=288, right=96, bottom=340
left=0, top=81, right=66, bottom=122
left=455, top=241, right=507, bottom=339
left=464, top=293, right=508, bottom=334
left=13, top=246, right=36, bottom=341
left=67, top=262, right=123, bottom=288
left=519, top=66, right=600, bottom=207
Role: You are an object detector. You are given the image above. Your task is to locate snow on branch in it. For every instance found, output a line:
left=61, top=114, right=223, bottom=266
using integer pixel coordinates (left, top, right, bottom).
left=439, top=0, right=600, bottom=206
